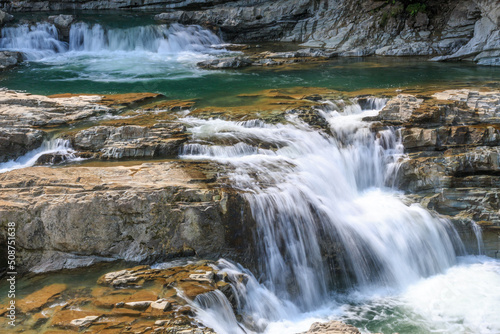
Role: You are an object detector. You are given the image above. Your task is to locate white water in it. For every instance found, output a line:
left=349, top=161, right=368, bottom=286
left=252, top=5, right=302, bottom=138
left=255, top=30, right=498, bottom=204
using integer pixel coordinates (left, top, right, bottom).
left=0, top=22, right=228, bottom=81
left=0, top=139, right=81, bottom=173
left=178, top=99, right=499, bottom=333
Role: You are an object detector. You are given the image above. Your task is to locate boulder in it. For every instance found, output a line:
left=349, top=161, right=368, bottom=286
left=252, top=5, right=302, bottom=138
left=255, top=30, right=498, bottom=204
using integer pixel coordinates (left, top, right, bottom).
left=0, top=127, right=45, bottom=162
left=0, top=51, right=23, bottom=70
left=300, top=320, right=361, bottom=334
left=197, top=57, right=253, bottom=69
left=48, top=14, right=75, bottom=41
left=0, top=10, right=13, bottom=26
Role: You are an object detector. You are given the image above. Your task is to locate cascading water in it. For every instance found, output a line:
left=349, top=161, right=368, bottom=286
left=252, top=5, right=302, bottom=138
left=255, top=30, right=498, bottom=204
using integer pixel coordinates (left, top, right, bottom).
left=0, top=22, right=228, bottom=81
left=0, top=138, right=81, bottom=173
left=177, top=98, right=500, bottom=334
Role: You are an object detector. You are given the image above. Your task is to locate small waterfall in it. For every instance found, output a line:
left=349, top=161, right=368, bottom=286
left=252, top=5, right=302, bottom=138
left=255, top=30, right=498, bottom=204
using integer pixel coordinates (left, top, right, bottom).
left=180, top=98, right=465, bottom=314
left=471, top=221, right=485, bottom=255
left=0, top=22, right=225, bottom=60
left=68, top=22, right=223, bottom=54
left=0, top=22, right=67, bottom=60
left=0, top=138, right=81, bottom=173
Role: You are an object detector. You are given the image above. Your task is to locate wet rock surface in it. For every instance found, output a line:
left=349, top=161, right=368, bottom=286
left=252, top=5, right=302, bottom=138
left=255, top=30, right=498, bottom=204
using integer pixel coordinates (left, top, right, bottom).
left=0, top=262, right=228, bottom=333
left=48, top=14, right=75, bottom=41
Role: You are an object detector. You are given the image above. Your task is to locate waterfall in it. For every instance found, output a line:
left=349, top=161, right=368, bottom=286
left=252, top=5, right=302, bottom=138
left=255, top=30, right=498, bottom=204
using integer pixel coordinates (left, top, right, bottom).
left=0, top=22, right=225, bottom=60
left=0, top=22, right=67, bottom=60
left=0, top=138, right=81, bottom=173
left=68, top=22, right=223, bottom=54
left=180, top=98, right=465, bottom=315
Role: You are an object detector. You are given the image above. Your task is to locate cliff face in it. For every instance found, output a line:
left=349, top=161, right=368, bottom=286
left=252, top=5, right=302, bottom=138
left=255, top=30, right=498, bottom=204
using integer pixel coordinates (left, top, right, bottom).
left=1, top=0, right=498, bottom=65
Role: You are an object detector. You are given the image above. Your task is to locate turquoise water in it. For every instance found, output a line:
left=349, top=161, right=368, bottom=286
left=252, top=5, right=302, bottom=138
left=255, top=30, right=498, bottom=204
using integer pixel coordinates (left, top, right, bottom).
left=0, top=12, right=499, bottom=105
left=2, top=57, right=499, bottom=106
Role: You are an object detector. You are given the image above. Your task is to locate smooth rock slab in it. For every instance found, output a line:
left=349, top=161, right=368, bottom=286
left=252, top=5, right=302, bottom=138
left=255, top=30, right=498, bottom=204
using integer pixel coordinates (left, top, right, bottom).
left=69, top=315, right=99, bottom=328
left=300, top=320, right=361, bottom=334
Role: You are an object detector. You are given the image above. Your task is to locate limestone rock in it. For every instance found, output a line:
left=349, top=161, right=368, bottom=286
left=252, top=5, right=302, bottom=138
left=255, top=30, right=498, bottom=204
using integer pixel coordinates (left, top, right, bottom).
left=0, top=51, right=23, bottom=70
left=0, top=127, right=45, bottom=162
left=72, top=124, right=187, bottom=159
left=151, top=299, right=171, bottom=311
left=197, top=57, right=252, bottom=69
left=48, top=14, right=75, bottom=41
left=300, top=320, right=361, bottom=334
left=0, top=162, right=253, bottom=274
left=375, top=89, right=500, bottom=232
left=124, top=301, right=153, bottom=310
left=17, top=284, right=67, bottom=313
left=0, top=10, right=13, bottom=26
left=434, top=0, right=500, bottom=65
left=69, top=315, right=99, bottom=328
left=0, top=90, right=109, bottom=127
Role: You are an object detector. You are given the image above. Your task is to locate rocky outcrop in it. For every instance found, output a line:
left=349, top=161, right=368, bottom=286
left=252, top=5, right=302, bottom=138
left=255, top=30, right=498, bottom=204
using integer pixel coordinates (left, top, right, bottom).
left=300, top=320, right=362, bottom=334
left=0, top=127, right=45, bottom=162
left=198, top=48, right=337, bottom=69
left=0, top=90, right=110, bottom=127
left=48, top=14, right=75, bottom=41
left=433, top=0, right=500, bottom=65
left=156, top=0, right=499, bottom=64
left=0, top=51, right=23, bottom=70
left=72, top=123, right=188, bottom=159
left=372, top=89, right=500, bottom=255
left=0, top=9, right=13, bottom=25
left=0, top=162, right=254, bottom=274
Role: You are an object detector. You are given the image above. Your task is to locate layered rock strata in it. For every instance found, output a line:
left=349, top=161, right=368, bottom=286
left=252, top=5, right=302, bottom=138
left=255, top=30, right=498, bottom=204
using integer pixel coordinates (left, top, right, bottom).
left=369, top=89, right=500, bottom=255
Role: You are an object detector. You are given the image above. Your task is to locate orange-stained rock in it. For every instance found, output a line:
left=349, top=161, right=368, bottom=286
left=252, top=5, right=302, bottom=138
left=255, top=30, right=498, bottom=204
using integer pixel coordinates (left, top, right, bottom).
left=17, top=284, right=67, bottom=314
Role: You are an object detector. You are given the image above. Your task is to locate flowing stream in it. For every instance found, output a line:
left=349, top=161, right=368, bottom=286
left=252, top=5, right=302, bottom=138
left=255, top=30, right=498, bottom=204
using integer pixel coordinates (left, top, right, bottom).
left=179, top=100, right=500, bottom=334
left=0, top=17, right=499, bottom=334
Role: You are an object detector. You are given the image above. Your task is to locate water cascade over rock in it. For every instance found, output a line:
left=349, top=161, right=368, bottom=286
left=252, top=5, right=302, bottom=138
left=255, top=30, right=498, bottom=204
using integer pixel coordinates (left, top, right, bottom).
left=178, top=98, right=478, bottom=333
left=0, top=22, right=225, bottom=60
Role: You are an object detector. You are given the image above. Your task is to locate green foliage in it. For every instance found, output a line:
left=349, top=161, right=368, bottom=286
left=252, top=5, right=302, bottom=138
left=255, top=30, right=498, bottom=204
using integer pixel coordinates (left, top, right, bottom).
left=384, top=0, right=427, bottom=17
left=406, top=3, right=426, bottom=16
